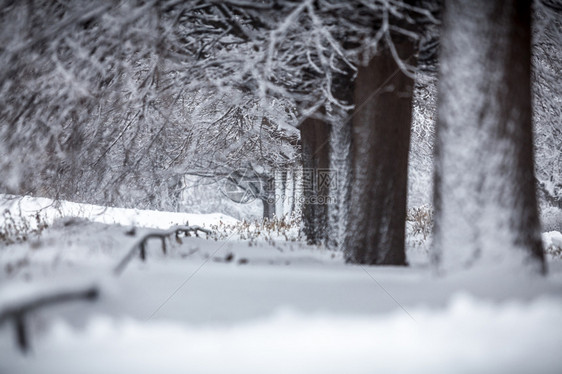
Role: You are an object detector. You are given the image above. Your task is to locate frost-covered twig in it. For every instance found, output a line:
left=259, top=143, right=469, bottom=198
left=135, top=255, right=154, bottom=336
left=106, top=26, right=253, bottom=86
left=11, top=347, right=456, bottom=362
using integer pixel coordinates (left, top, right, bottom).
left=113, top=224, right=213, bottom=276
left=0, top=286, right=99, bottom=353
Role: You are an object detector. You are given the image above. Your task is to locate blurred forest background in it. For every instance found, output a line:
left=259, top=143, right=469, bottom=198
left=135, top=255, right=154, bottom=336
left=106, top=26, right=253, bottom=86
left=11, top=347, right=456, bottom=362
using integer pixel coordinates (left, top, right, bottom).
left=0, top=0, right=560, bottom=244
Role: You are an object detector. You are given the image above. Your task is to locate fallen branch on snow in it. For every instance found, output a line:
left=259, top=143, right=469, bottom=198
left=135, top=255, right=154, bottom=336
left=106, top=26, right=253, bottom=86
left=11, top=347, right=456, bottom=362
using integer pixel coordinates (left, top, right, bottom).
left=113, top=224, right=213, bottom=275
left=0, top=286, right=99, bottom=353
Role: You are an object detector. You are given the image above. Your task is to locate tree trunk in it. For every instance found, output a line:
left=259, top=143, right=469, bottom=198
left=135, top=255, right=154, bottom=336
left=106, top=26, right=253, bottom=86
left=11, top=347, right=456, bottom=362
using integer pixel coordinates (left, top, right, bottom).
left=284, top=168, right=295, bottom=215
left=344, top=40, right=416, bottom=265
left=327, top=67, right=354, bottom=251
left=275, top=168, right=288, bottom=218
left=432, top=0, right=545, bottom=273
left=300, top=117, right=331, bottom=245
left=327, top=113, right=352, bottom=251
left=262, top=175, right=276, bottom=220
left=291, top=166, right=301, bottom=214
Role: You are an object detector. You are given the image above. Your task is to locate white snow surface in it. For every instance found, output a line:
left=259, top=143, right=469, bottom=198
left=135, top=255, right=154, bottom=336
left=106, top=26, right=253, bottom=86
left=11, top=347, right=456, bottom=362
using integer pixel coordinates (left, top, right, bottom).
left=1, top=194, right=238, bottom=229
left=3, top=296, right=562, bottom=374
left=1, top=196, right=562, bottom=373
left=543, top=231, right=562, bottom=249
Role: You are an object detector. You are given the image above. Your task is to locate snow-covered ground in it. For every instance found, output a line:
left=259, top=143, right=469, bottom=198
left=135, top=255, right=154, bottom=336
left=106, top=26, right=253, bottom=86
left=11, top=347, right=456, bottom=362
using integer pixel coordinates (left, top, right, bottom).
left=1, top=196, right=561, bottom=373
left=0, top=194, right=238, bottom=230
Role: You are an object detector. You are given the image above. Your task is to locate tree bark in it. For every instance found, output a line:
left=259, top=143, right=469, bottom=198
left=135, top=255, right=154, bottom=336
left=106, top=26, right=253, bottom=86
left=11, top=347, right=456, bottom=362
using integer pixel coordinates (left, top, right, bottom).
left=432, top=0, right=545, bottom=273
left=262, top=175, right=276, bottom=220
left=300, top=117, right=331, bottom=245
left=275, top=168, right=288, bottom=218
left=327, top=113, right=352, bottom=251
left=326, top=64, right=354, bottom=251
left=344, top=39, right=416, bottom=265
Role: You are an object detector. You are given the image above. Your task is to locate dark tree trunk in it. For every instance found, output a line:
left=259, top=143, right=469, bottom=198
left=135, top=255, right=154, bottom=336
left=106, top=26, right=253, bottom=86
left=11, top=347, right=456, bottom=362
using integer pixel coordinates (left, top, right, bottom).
left=290, top=168, right=297, bottom=215
left=300, top=117, right=331, bottom=245
left=432, top=0, right=545, bottom=273
left=262, top=175, right=276, bottom=220
left=262, top=200, right=275, bottom=220
left=344, top=39, right=417, bottom=265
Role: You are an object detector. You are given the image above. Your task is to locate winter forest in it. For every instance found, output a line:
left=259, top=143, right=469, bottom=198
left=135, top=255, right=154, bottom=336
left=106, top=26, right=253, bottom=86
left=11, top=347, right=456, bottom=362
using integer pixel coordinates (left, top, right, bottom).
left=0, top=0, right=561, bottom=372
